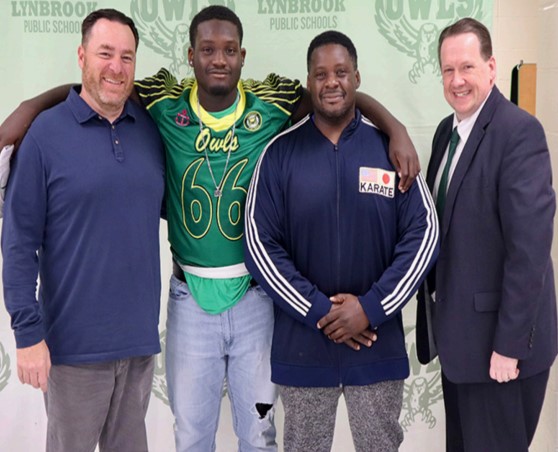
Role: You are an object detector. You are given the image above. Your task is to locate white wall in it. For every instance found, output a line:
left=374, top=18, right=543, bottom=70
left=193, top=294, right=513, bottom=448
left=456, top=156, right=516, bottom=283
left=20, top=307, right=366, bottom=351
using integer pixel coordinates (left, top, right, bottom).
left=535, top=1, right=558, bottom=451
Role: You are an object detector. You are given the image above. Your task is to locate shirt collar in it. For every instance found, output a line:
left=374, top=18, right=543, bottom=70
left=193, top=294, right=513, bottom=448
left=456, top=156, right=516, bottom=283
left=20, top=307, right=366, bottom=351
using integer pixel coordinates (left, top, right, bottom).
left=452, top=88, right=492, bottom=143
left=67, top=85, right=136, bottom=124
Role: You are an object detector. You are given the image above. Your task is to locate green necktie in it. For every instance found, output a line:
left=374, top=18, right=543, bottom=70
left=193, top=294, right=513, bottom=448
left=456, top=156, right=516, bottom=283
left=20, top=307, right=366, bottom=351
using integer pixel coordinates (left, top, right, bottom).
left=436, top=127, right=460, bottom=219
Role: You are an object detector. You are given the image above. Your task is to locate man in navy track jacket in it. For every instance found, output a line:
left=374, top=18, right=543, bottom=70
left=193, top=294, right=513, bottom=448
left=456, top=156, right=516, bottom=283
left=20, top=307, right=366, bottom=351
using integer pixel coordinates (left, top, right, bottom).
left=244, top=31, right=439, bottom=452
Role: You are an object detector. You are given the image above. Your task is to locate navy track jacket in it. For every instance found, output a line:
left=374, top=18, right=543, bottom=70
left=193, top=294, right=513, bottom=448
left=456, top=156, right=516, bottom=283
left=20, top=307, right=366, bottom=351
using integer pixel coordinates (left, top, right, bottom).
left=245, top=111, right=439, bottom=387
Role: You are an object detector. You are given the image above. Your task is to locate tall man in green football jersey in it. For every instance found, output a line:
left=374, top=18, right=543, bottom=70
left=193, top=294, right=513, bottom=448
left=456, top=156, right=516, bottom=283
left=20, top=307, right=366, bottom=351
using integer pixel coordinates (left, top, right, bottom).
left=0, top=6, right=420, bottom=451
left=137, top=12, right=303, bottom=449
left=136, top=7, right=420, bottom=451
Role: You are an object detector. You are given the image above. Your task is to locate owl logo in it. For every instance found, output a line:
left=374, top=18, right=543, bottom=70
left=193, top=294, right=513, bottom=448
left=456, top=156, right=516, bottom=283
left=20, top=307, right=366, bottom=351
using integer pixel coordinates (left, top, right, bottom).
left=401, top=324, right=443, bottom=431
left=375, top=0, right=484, bottom=84
left=129, top=1, right=236, bottom=80
left=0, top=341, right=11, bottom=393
left=244, top=111, right=263, bottom=132
left=401, top=374, right=443, bottom=431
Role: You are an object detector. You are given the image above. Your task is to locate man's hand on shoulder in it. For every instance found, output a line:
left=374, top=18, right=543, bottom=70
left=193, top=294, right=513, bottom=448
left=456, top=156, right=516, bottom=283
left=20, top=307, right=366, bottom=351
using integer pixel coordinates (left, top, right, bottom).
left=389, top=129, right=420, bottom=193
left=0, top=84, right=75, bottom=152
left=16, top=340, right=51, bottom=392
left=0, top=100, right=37, bottom=150
left=489, top=351, right=519, bottom=383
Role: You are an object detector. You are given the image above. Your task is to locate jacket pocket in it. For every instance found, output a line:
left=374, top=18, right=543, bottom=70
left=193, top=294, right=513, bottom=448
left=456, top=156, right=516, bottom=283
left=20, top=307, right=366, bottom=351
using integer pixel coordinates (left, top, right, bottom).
left=474, top=291, right=501, bottom=312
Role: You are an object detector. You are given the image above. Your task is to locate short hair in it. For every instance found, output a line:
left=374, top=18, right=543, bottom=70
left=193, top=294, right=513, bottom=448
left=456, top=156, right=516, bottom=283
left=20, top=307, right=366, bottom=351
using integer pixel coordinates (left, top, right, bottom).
left=306, top=30, right=358, bottom=71
left=189, top=5, right=243, bottom=48
left=438, top=17, right=492, bottom=64
left=82, top=8, right=139, bottom=50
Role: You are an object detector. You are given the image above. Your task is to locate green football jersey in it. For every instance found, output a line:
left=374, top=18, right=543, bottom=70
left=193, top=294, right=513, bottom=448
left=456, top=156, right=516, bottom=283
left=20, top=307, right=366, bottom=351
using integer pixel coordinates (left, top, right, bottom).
left=136, top=67, right=302, bottom=278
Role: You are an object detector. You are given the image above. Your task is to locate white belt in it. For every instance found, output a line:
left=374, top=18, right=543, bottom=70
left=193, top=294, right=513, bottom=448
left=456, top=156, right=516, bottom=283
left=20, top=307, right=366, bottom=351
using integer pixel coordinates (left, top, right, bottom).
left=179, top=262, right=250, bottom=279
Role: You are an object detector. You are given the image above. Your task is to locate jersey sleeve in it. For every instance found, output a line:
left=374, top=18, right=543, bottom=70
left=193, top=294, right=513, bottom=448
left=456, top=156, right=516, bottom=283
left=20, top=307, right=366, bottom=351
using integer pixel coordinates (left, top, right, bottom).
left=359, top=174, right=440, bottom=328
left=244, top=141, right=331, bottom=330
left=242, top=73, right=303, bottom=117
left=135, top=68, right=194, bottom=122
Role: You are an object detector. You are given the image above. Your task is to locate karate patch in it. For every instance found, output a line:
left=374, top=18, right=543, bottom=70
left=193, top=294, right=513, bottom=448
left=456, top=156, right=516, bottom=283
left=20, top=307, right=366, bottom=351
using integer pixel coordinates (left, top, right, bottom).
left=359, top=167, right=395, bottom=198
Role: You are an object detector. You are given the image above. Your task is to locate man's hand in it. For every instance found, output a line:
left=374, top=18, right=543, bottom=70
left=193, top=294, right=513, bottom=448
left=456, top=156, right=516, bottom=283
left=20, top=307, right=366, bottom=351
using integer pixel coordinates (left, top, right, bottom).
left=317, top=293, right=370, bottom=343
left=0, top=101, right=39, bottom=150
left=353, top=92, right=419, bottom=192
left=343, top=329, right=377, bottom=351
left=389, top=130, right=420, bottom=193
left=489, top=351, right=519, bottom=383
left=17, top=340, right=51, bottom=392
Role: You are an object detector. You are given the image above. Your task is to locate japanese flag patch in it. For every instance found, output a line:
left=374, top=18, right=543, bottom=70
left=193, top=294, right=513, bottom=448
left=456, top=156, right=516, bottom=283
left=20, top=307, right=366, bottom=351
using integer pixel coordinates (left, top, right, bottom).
left=359, top=167, right=395, bottom=198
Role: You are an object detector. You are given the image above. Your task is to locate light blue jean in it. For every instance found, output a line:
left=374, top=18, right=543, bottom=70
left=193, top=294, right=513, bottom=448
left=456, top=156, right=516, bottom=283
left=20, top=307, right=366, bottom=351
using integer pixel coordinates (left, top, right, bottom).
left=166, top=274, right=277, bottom=452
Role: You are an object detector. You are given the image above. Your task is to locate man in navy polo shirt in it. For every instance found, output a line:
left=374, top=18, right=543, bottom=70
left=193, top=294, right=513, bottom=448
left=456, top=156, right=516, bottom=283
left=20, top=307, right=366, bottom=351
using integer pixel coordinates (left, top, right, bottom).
left=1, top=9, right=164, bottom=452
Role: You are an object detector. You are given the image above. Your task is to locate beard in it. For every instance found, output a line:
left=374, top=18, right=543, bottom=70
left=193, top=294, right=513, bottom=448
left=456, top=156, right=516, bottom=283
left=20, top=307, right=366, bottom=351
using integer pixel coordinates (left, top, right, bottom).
left=81, top=60, right=132, bottom=113
left=317, top=103, right=354, bottom=122
left=207, top=84, right=236, bottom=97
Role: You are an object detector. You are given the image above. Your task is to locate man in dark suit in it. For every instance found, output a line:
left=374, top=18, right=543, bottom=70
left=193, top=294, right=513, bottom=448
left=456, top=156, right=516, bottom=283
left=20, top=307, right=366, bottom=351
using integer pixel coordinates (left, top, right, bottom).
left=416, top=17, right=557, bottom=452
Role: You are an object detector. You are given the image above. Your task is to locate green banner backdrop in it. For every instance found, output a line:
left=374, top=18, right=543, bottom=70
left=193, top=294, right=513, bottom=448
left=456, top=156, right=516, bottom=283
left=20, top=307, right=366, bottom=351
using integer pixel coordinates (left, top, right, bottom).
left=0, top=1, right=492, bottom=451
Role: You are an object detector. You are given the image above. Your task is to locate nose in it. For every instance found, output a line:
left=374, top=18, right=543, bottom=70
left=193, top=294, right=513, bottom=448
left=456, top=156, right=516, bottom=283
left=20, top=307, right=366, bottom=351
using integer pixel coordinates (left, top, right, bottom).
left=109, top=57, right=123, bottom=74
left=212, top=50, right=227, bottom=67
left=451, top=70, right=465, bottom=86
left=325, top=73, right=339, bottom=88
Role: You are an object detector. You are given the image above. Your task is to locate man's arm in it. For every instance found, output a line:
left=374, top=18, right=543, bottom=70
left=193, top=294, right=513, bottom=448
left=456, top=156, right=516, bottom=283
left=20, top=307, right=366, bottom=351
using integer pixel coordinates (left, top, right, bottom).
left=244, top=146, right=332, bottom=330
left=291, top=88, right=420, bottom=192
left=0, top=85, right=75, bottom=216
left=2, top=132, right=50, bottom=391
left=356, top=92, right=420, bottom=192
left=490, top=113, right=555, bottom=382
left=0, top=85, right=73, bottom=150
left=319, top=174, right=439, bottom=341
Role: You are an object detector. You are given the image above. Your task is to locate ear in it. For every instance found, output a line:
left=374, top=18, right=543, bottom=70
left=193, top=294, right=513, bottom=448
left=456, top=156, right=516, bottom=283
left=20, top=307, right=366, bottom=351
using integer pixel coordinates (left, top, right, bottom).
left=241, top=47, right=246, bottom=66
left=488, top=55, right=497, bottom=85
left=78, top=45, right=85, bottom=70
left=355, top=69, right=361, bottom=89
left=187, top=47, right=194, bottom=66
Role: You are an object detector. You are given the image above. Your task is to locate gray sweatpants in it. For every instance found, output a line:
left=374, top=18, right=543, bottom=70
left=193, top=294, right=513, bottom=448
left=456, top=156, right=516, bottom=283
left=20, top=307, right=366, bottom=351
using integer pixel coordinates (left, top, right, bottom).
left=44, top=355, right=155, bottom=452
left=280, top=380, right=404, bottom=452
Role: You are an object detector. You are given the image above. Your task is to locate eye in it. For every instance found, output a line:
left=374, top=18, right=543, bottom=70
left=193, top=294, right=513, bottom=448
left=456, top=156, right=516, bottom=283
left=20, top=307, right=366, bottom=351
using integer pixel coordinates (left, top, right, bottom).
left=122, top=55, right=135, bottom=63
left=225, top=47, right=237, bottom=56
left=99, top=51, right=111, bottom=58
left=315, top=72, right=326, bottom=80
left=336, top=69, right=347, bottom=77
left=201, top=47, right=213, bottom=55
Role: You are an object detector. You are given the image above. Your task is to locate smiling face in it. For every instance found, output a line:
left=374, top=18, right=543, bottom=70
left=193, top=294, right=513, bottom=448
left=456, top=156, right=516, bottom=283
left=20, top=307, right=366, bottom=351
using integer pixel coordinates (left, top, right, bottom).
left=307, top=43, right=360, bottom=128
left=78, top=18, right=136, bottom=122
left=440, top=32, right=496, bottom=121
left=188, top=19, right=245, bottom=111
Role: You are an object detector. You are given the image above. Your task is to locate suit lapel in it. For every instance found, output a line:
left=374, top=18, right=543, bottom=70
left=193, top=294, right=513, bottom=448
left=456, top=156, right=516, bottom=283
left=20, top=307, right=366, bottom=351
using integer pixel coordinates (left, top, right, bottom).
left=439, top=87, right=502, bottom=236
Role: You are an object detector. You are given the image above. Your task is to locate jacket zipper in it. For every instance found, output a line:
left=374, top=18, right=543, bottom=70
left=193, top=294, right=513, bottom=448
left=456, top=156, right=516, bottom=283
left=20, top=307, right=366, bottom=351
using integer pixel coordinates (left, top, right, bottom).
left=334, top=143, right=342, bottom=385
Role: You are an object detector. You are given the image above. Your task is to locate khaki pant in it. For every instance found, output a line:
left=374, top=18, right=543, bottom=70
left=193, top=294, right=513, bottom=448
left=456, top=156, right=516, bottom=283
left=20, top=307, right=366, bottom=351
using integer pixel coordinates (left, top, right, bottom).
left=44, top=355, right=154, bottom=452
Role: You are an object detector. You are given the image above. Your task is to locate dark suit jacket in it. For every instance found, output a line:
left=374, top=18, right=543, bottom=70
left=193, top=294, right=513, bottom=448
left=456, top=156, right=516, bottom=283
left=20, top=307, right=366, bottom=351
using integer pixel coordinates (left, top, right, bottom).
left=416, top=87, right=557, bottom=383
